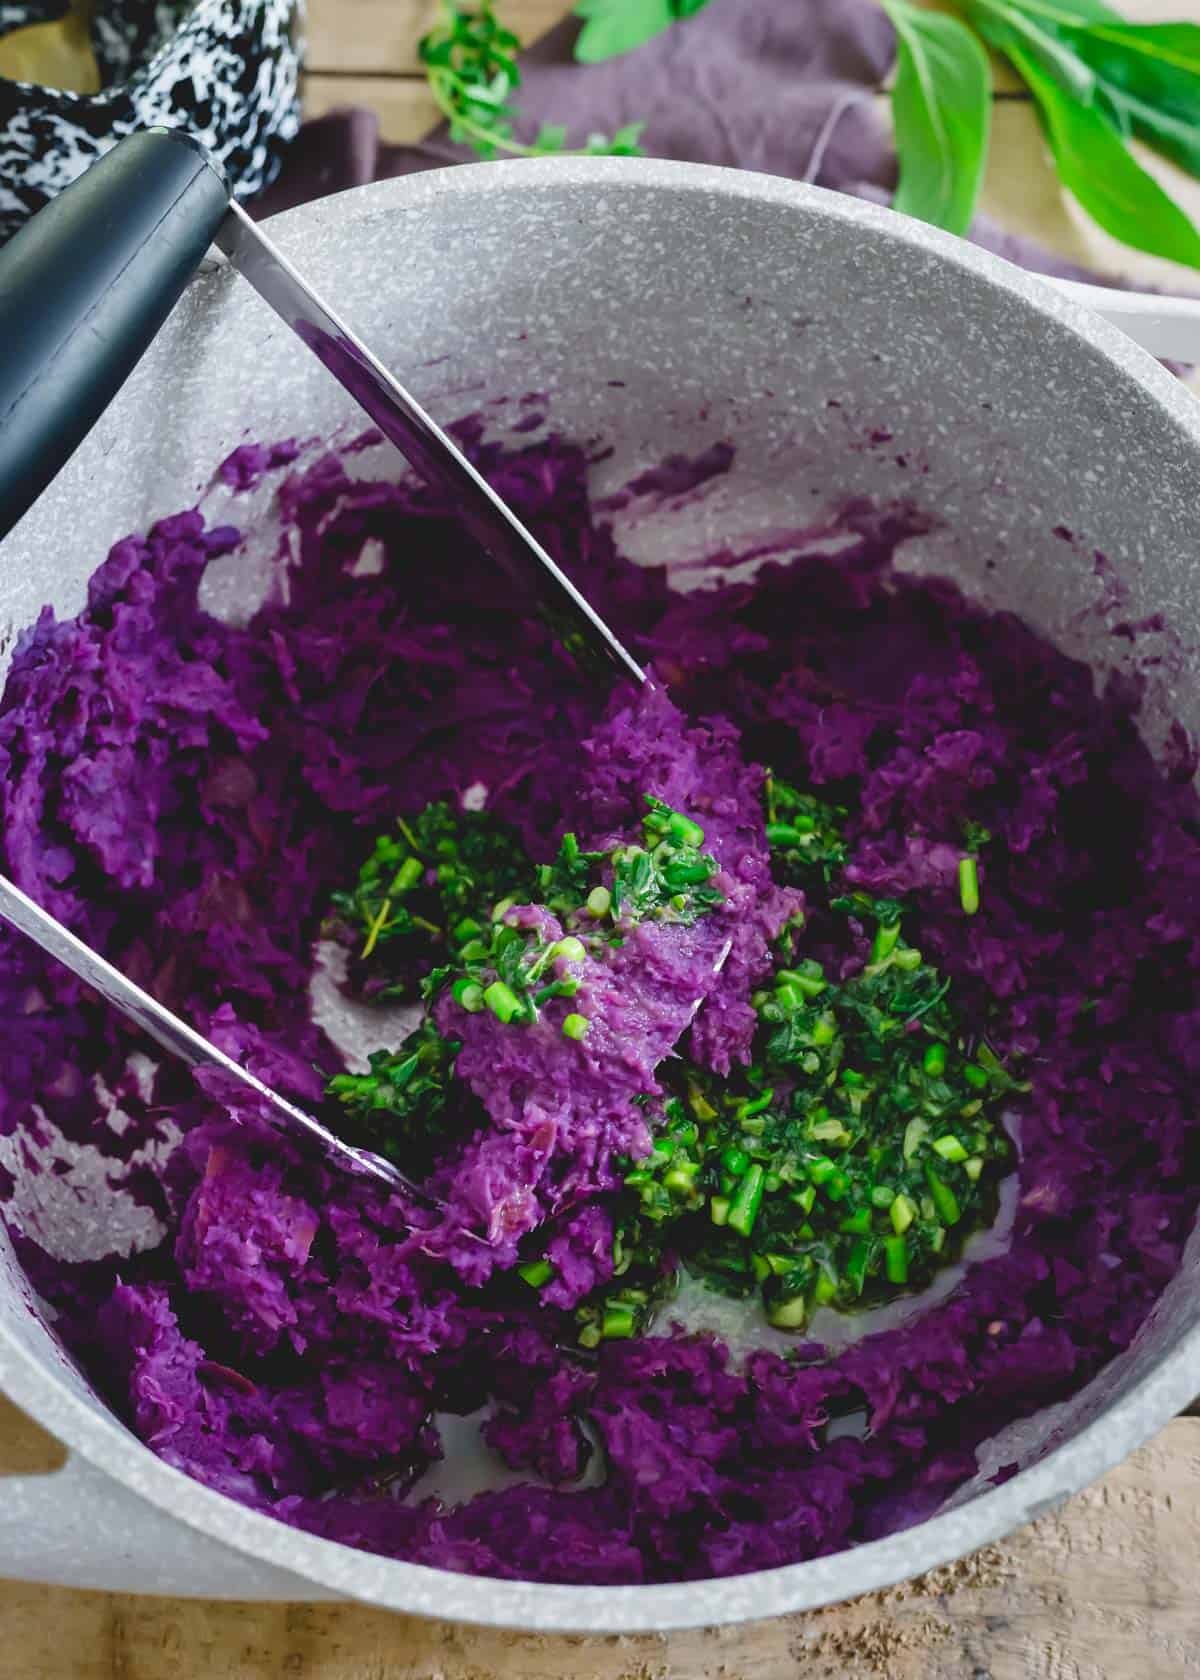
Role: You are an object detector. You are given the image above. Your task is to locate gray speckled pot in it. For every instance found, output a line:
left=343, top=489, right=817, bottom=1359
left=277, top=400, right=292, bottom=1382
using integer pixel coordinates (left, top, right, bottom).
left=2, top=158, right=1200, bottom=1629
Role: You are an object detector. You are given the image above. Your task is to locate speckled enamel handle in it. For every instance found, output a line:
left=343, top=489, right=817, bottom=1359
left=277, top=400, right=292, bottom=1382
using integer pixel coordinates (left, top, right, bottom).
left=0, top=128, right=230, bottom=542
left=0, top=1451, right=335, bottom=1598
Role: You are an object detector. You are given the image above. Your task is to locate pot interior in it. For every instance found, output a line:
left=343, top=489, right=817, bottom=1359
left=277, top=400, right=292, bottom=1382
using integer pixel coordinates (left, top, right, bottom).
left=2, top=162, right=1200, bottom=1608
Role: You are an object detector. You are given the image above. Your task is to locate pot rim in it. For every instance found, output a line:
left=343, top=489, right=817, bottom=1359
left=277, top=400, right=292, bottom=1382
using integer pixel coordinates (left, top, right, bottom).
left=3, top=153, right=1200, bottom=1632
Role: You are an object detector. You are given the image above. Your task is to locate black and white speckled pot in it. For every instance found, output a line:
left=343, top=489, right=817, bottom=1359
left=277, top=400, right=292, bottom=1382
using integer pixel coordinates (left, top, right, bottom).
left=2, top=159, right=1200, bottom=1628
left=0, top=0, right=301, bottom=244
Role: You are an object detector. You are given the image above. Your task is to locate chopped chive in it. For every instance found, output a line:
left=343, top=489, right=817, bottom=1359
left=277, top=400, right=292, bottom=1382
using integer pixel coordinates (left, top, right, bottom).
left=766, top=1294, right=809, bottom=1328
left=600, top=1305, right=637, bottom=1339
left=959, top=855, right=980, bottom=916
left=395, top=856, right=425, bottom=894
left=360, top=897, right=392, bottom=960
left=923, top=1041, right=947, bottom=1077
left=813, top=1268, right=839, bottom=1306
left=871, top=920, right=901, bottom=964
left=554, top=935, right=587, bottom=963
left=933, top=1134, right=969, bottom=1162
left=484, top=980, right=522, bottom=1023
left=871, top=1184, right=895, bottom=1209
left=451, top=977, right=485, bottom=1013
left=709, top=1195, right=731, bottom=1226
left=845, top=1237, right=873, bottom=1297
left=890, top=1192, right=917, bottom=1235
left=586, top=886, right=612, bottom=918
left=518, top=1259, right=554, bottom=1288
left=903, top=1118, right=929, bottom=1161
left=728, top=1164, right=766, bottom=1236
left=964, top=1155, right=984, bottom=1182
left=839, top=1207, right=872, bottom=1235
left=884, top=1235, right=909, bottom=1284
left=561, top=1012, right=590, bottom=1040
left=962, top=1062, right=988, bottom=1090
left=720, top=1145, right=750, bottom=1177
left=925, top=1167, right=962, bottom=1226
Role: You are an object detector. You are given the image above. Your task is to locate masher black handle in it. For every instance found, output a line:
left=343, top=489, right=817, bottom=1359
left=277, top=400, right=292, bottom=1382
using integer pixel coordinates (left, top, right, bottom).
left=0, top=129, right=231, bottom=542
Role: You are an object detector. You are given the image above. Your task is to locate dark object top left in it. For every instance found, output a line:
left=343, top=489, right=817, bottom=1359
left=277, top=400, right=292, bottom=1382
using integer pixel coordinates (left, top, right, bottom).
left=0, top=0, right=301, bottom=246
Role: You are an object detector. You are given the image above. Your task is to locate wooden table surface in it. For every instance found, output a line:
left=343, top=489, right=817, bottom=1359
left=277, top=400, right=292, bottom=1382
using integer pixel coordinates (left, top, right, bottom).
left=6, top=1, right=1200, bottom=1674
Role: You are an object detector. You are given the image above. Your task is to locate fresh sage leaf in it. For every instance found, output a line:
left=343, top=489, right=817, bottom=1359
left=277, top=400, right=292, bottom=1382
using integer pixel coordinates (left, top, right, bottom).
left=967, top=0, right=1097, bottom=102
left=997, top=4, right=1200, bottom=172
left=574, top=0, right=683, bottom=63
left=1007, top=36, right=1200, bottom=269
left=880, top=0, right=992, bottom=236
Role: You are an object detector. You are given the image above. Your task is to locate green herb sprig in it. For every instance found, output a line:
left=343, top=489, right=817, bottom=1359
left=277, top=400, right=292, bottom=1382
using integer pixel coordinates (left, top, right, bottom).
left=884, top=0, right=1200, bottom=264
left=420, top=0, right=645, bottom=159
left=565, top=0, right=1200, bottom=271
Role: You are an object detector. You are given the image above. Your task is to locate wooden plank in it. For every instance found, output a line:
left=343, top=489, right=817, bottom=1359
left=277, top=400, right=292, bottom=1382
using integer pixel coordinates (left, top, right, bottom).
left=302, top=72, right=439, bottom=143
left=304, top=0, right=568, bottom=76
left=2, top=1393, right=1200, bottom=1678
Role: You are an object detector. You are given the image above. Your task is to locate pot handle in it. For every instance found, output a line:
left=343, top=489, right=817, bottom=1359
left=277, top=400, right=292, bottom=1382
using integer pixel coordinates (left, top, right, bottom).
left=0, top=1448, right=338, bottom=1598
left=0, top=128, right=230, bottom=543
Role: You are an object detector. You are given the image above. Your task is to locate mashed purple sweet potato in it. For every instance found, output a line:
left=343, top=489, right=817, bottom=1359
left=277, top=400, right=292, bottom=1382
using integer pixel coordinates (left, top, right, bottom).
left=1, top=422, right=1198, bottom=1585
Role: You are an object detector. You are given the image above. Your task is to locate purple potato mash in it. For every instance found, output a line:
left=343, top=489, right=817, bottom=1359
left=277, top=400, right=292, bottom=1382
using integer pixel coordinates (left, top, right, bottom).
left=1, top=423, right=1198, bottom=1585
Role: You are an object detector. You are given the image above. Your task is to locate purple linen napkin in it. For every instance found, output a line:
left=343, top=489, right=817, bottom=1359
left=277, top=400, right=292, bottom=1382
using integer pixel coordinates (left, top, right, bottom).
left=254, top=0, right=1127, bottom=287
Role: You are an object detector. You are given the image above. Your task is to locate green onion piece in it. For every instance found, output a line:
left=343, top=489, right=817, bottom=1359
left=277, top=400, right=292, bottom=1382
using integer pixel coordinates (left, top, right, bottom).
left=793, top=1185, right=817, bottom=1215
left=492, top=896, right=514, bottom=922
left=839, top=1207, right=872, bottom=1235
left=664, top=1162, right=699, bottom=1195
left=933, top=1134, right=969, bottom=1163
left=925, top=1167, right=962, bottom=1226
left=871, top=1184, right=895, bottom=1209
left=813, top=1268, right=839, bottom=1306
left=554, top=935, right=587, bottom=963
left=561, top=1013, right=590, bottom=1040
left=600, top=1305, right=637, bottom=1339
left=923, top=1041, right=947, bottom=1077
left=766, top=1294, right=809, bottom=1329
left=452, top=914, right=483, bottom=943
left=395, top=855, right=425, bottom=894
left=586, top=886, right=612, bottom=918
left=964, top=1155, right=985, bottom=1182
left=728, top=1164, right=766, bottom=1236
left=884, top=1235, right=909, bottom=1284
left=765, top=822, right=802, bottom=846
left=457, top=937, right=489, bottom=963
left=845, top=1237, right=873, bottom=1297
left=710, top=1195, right=731, bottom=1226
left=518, top=1259, right=554, bottom=1288
left=894, top=946, right=922, bottom=971
left=451, top=977, right=485, bottom=1013
left=963, top=1062, right=988, bottom=1090
left=890, top=1192, right=917, bottom=1235
left=903, top=1117, right=929, bottom=1161
left=720, top=1145, right=750, bottom=1177
left=484, top=980, right=522, bottom=1023
left=751, top=1253, right=771, bottom=1283
left=959, top=855, right=980, bottom=916
left=668, top=812, right=706, bottom=847
left=872, top=920, right=901, bottom=964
